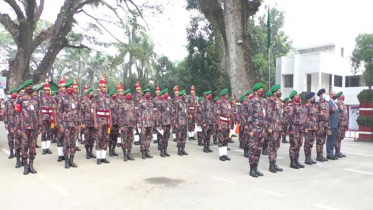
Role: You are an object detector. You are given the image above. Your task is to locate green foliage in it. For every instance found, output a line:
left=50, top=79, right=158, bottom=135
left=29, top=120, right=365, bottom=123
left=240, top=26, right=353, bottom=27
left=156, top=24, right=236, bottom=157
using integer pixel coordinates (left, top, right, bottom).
left=352, top=34, right=373, bottom=89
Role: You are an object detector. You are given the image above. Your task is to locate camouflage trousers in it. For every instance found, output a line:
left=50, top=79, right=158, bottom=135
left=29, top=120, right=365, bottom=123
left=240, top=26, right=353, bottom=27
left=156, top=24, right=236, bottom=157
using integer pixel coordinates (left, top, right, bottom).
left=41, top=120, right=52, bottom=142
left=74, top=122, right=81, bottom=145
left=21, top=129, right=37, bottom=161
left=15, top=129, right=22, bottom=156
left=289, top=129, right=303, bottom=160
left=158, top=125, right=171, bottom=150
left=197, top=131, right=203, bottom=142
left=268, top=131, right=282, bottom=161
left=212, top=124, right=218, bottom=142
left=335, top=126, right=347, bottom=150
left=202, top=124, right=213, bottom=144
left=304, top=130, right=316, bottom=155
left=248, top=126, right=265, bottom=164
left=63, top=126, right=77, bottom=156
left=177, top=125, right=187, bottom=147
left=282, top=122, right=290, bottom=142
left=7, top=124, right=15, bottom=150
left=84, top=127, right=97, bottom=148
left=52, top=127, right=58, bottom=141
left=109, top=125, right=120, bottom=147
left=316, top=124, right=327, bottom=153
left=80, top=128, right=85, bottom=143
left=218, top=128, right=229, bottom=147
left=239, top=125, right=244, bottom=147
left=141, top=127, right=152, bottom=152
left=57, top=126, right=64, bottom=147
left=96, top=125, right=108, bottom=151
left=121, top=127, right=134, bottom=150
left=188, top=114, right=196, bottom=131
left=242, top=126, right=250, bottom=149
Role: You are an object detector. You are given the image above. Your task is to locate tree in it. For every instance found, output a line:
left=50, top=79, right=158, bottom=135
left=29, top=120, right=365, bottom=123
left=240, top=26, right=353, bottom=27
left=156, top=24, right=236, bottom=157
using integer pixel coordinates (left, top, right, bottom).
left=351, top=34, right=373, bottom=89
left=190, top=0, right=262, bottom=96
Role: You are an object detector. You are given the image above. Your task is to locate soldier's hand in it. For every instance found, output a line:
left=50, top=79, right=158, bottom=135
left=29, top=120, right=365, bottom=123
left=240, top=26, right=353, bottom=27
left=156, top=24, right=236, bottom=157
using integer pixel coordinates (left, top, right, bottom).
left=5, top=124, right=8, bottom=129
left=60, top=126, right=64, bottom=133
left=305, top=128, right=308, bottom=133
left=327, top=129, right=332, bottom=136
left=38, top=130, right=41, bottom=135
left=94, top=123, right=98, bottom=130
left=175, top=124, right=178, bottom=129
left=189, top=114, right=193, bottom=119
left=121, top=127, right=125, bottom=131
left=82, top=124, right=86, bottom=129
left=218, top=125, right=222, bottom=131
left=249, top=132, right=254, bottom=137
left=203, top=123, right=206, bottom=128
left=17, top=129, right=21, bottom=135
left=268, top=128, right=272, bottom=134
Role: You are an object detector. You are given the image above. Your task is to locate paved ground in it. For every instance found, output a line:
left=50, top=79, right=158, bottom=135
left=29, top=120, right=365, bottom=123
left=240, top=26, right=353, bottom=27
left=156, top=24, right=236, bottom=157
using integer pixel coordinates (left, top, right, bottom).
left=0, top=122, right=372, bottom=210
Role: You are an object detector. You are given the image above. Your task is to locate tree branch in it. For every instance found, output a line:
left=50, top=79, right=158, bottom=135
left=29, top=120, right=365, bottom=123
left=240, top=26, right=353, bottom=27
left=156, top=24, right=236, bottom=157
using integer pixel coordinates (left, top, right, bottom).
left=4, top=0, right=25, bottom=21
left=64, top=43, right=92, bottom=52
left=34, top=0, right=45, bottom=22
left=31, top=26, right=53, bottom=52
left=0, top=13, right=19, bottom=45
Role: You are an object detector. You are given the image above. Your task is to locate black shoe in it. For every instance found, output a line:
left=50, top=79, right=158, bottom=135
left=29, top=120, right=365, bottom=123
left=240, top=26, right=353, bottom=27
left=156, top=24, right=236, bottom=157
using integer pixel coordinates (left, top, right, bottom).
left=310, top=158, right=317, bottom=164
left=181, top=146, right=188, bottom=155
left=227, top=147, right=231, bottom=151
left=206, top=144, right=213, bottom=153
left=85, top=147, right=91, bottom=159
left=188, top=137, right=192, bottom=141
left=15, top=156, right=21, bottom=168
left=116, top=143, right=121, bottom=147
left=274, top=161, right=283, bottom=172
left=178, top=146, right=183, bottom=156
left=142, top=151, right=146, bottom=159
left=97, top=159, right=101, bottom=165
left=134, top=141, right=140, bottom=145
left=89, top=147, right=96, bottom=158
left=173, top=138, right=177, bottom=142
left=154, top=140, right=159, bottom=143
left=316, top=153, right=324, bottom=162
left=127, top=150, right=135, bottom=161
left=23, top=162, right=29, bottom=175
left=146, top=150, right=153, bottom=158
left=327, top=156, right=337, bottom=160
left=58, top=156, right=65, bottom=162
left=36, top=144, right=41, bottom=149
left=164, top=147, right=170, bottom=157
left=250, top=163, right=258, bottom=178
left=69, top=155, right=78, bottom=168
left=290, top=159, right=299, bottom=169
left=340, top=153, right=346, bottom=158
left=112, top=148, right=119, bottom=156
left=213, top=139, right=218, bottom=145
left=244, top=149, right=248, bottom=158
left=76, top=146, right=81, bottom=151
left=224, top=155, right=231, bottom=161
left=8, top=150, right=14, bottom=159
left=123, top=148, right=128, bottom=161
left=160, top=149, right=165, bottom=157
left=109, top=148, right=114, bottom=157
left=254, top=163, right=264, bottom=176
left=65, top=157, right=70, bottom=169
left=198, top=139, right=203, bottom=146
left=42, top=149, right=47, bottom=155
left=323, top=156, right=328, bottom=161
left=295, top=156, right=305, bottom=168
left=305, top=155, right=312, bottom=165
left=191, top=137, right=196, bottom=140
left=232, top=134, right=237, bottom=138
left=282, top=139, right=289, bottom=143
left=203, top=143, right=208, bottom=153
left=219, top=156, right=226, bottom=161
left=269, top=161, right=277, bottom=173
left=228, top=138, right=234, bottom=143
left=52, top=139, right=56, bottom=143
left=101, top=158, right=110, bottom=164
left=46, top=149, right=53, bottom=154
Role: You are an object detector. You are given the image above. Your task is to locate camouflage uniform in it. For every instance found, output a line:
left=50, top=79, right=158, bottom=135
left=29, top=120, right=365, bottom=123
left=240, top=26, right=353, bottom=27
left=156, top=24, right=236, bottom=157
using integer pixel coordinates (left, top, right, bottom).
left=261, top=98, right=270, bottom=155
left=153, top=96, right=163, bottom=143
left=212, top=101, right=220, bottom=145
left=4, top=98, right=16, bottom=158
left=196, top=101, right=204, bottom=146
left=40, top=95, right=54, bottom=153
left=202, top=99, right=215, bottom=152
left=94, top=92, right=112, bottom=155
left=53, top=93, right=66, bottom=159
left=247, top=97, right=265, bottom=164
left=335, top=100, right=348, bottom=156
left=81, top=96, right=97, bottom=157
left=304, top=103, right=318, bottom=162
left=159, top=99, right=173, bottom=155
left=267, top=97, right=284, bottom=162
left=175, top=97, right=188, bottom=153
left=172, top=96, right=179, bottom=139
left=121, top=99, right=137, bottom=154
left=289, top=103, right=304, bottom=162
left=282, top=102, right=292, bottom=143
left=316, top=100, right=330, bottom=157
left=109, top=97, right=121, bottom=156
left=217, top=98, right=233, bottom=157
left=239, top=99, right=250, bottom=156
left=188, top=95, right=198, bottom=138
left=138, top=98, right=155, bottom=153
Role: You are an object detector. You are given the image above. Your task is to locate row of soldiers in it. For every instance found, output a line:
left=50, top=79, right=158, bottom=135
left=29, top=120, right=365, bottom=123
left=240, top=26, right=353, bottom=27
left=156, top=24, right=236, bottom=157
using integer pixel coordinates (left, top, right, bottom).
left=3, top=74, right=348, bottom=178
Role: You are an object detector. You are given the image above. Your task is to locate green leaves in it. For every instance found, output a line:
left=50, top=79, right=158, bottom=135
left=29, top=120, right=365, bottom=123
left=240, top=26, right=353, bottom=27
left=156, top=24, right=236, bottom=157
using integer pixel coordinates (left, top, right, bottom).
left=352, top=34, right=373, bottom=89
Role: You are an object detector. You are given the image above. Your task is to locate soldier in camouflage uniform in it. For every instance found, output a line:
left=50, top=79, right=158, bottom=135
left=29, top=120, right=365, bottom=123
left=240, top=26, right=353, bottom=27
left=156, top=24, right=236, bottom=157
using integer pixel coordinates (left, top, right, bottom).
left=201, top=91, right=214, bottom=153
left=175, top=89, right=189, bottom=156
left=158, top=88, right=172, bottom=157
left=4, top=88, right=17, bottom=159
left=172, top=85, right=179, bottom=142
left=94, top=74, right=112, bottom=165
left=120, top=89, right=136, bottom=161
left=282, top=98, right=291, bottom=144
left=267, top=84, right=284, bottom=173
left=217, top=88, right=233, bottom=161
left=229, top=95, right=237, bottom=143
left=212, top=96, right=220, bottom=145
left=54, top=76, right=67, bottom=162
left=72, top=79, right=82, bottom=152
left=316, top=88, right=330, bottom=162
left=238, top=95, right=248, bottom=157
left=16, top=80, right=41, bottom=175
left=153, top=86, right=162, bottom=144
left=196, top=96, right=204, bottom=147
left=304, top=92, right=318, bottom=165
left=58, top=80, right=81, bottom=169
left=288, top=91, right=305, bottom=169
left=40, top=80, right=54, bottom=155
left=133, top=81, right=143, bottom=145
left=138, top=88, right=155, bottom=159
left=335, top=92, right=347, bottom=158
left=79, top=85, right=89, bottom=145
left=108, top=88, right=120, bottom=157
left=261, top=91, right=272, bottom=156
left=13, top=86, right=25, bottom=168
left=115, top=83, right=125, bottom=147
left=81, top=88, right=97, bottom=160
left=188, top=85, right=197, bottom=140
left=247, top=83, right=266, bottom=178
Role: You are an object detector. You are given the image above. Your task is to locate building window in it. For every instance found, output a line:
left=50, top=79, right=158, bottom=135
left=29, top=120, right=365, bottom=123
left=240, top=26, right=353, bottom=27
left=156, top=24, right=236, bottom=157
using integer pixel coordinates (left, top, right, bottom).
left=334, top=75, right=342, bottom=87
left=345, top=75, right=365, bottom=87
left=284, top=74, right=293, bottom=88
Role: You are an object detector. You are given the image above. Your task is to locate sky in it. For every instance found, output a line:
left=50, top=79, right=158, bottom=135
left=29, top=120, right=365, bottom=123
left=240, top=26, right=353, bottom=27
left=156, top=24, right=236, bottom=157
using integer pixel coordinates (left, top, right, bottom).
left=1, top=0, right=373, bottom=61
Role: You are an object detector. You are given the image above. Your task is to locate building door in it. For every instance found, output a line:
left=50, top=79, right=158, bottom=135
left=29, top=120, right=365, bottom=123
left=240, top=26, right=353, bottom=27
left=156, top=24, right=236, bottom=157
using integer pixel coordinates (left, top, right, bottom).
left=307, top=74, right=311, bottom=92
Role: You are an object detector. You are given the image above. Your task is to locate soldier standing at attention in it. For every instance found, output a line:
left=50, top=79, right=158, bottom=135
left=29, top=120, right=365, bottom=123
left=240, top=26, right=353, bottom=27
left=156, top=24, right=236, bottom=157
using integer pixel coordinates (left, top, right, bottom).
left=335, top=92, right=347, bottom=158
left=316, top=88, right=330, bottom=162
left=196, top=96, right=204, bottom=147
left=16, top=80, right=41, bottom=175
left=247, top=83, right=265, bottom=178
left=172, top=85, right=179, bottom=142
left=138, top=88, right=155, bottom=159
left=153, top=86, right=162, bottom=144
left=261, top=91, right=272, bottom=156
left=58, top=80, right=80, bottom=169
left=288, top=91, right=305, bottom=169
left=133, top=81, right=142, bottom=145
left=201, top=91, right=214, bottom=153
left=188, top=85, right=197, bottom=140
left=217, top=88, right=233, bottom=161
left=120, top=89, right=136, bottom=161
left=14, top=85, right=25, bottom=168
left=94, top=74, right=112, bottom=165
left=304, top=92, right=318, bottom=165
left=116, top=83, right=125, bottom=147
left=212, top=96, right=220, bottom=145
left=108, top=88, right=120, bottom=157
left=158, top=88, right=172, bottom=157
left=54, top=76, right=67, bottom=162
left=175, top=89, right=189, bottom=156
left=79, top=85, right=89, bottom=145
left=40, top=80, right=54, bottom=155
left=282, top=98, right=291, bottom=144
left=72, top=79, right=82, bottom=152
left=238, top=95, right=248, bottom=157
left=4, top=88, right=17, bottom=159
left=82, top=88, right=97, bottom=160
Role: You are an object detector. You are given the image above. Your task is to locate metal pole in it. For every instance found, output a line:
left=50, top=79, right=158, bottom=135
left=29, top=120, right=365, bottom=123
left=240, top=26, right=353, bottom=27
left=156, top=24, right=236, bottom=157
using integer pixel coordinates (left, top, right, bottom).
left=269, top=47, right=271, bottom=90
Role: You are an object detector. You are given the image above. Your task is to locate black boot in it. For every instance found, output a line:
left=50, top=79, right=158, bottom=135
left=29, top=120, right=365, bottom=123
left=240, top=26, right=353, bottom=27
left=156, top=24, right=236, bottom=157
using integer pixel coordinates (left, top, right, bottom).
left=262, top=144, right=268, bottom=155
left=207, top=142, right=213, bottom=153
left=57, top=156, right=64, bottom=162
left=123, top=148, right=128, bottom=161
left=239, top=141, right=243, bottom=149
left=42, top=149, right=47, bottom=155
left=295, top=155, right=305, bottom=168
left=23, top=161, right=29, bottom=175
left=15, top=155, right=21, bottom=168
left=181, top=145, right=188, bottom=155
left=244, top=148, right=248, bottom=158
left=316, top=152, right=324, bottom=162
left=191, top=136, right=196, bottom=140
left=198, top=138, right=203, bottom=146
left=305, top=155, right=312, bottom=165
left=36, top=144, right=41, bottom=149
left=97, top=159, right=101, bottom=165
left=101, top=157, right=110, bottom=164
left=310, top=155, right=317, bottom=164
left=75, top=146, right=81, bottom=151
left=85, top=147, right=91, bottom=159
left=269, top=161, right=277, bottom=173
left=154, top=140, right=158, bottom=144
left=249, top=163, right=258, bottom=178
left=219, top=156, right=226, bottom=161
left=274, top=160, right=283, bottom=172
left=213, top=138, right=218, bottom=145
left=46, top=148, right=53, bottom=154
left=160, top=149, right=165, bottom=157
left=142, top=151, right=146, bottom=159
left=282, top=136, right=289, bottom=143
left=112, top=146, right=119, bottom=156
left=109, top=146, right=114, bottom=157
left=290, top=159, right=299, bottom=169
left=254, top=163, right=264, bottom=176
left=116, top=142, right=121, bottom=147
left=164, top=146, right=170, bottom=157
left=178, top=145, right=183, bottom=156
left=127, top=149, right=135, bottom=161
left=203, top=142, right=208, bottom=153
left=65, top=156, right=70, bottom=169
left=224, top=154, right=231, bottom=161
left=228, top=138, right=234, bottom=143
left=89, top=147, right=96, bottom=158
left=69, top=155, right=78, bottom=168
left=145, top=150, right=153, bottom=158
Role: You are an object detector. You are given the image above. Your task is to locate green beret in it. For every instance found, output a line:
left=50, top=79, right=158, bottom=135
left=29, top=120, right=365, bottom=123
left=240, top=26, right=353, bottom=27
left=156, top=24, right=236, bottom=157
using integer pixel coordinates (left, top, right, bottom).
left=220, top=88, right=228, bottom=96
left=178, top=89, right=186, bottom=96
left=15, top=85, right=24, bottom=92
left=86, top=88, right=93, bottom=94
left=9, top=88, right=16, bottom=94
left=65, top=80, right=73, bottom=88
left=289, top=90, right=298, bottom=99
left=124, top=89, right=131, bottom=95
left=51, top=91, right=57, bottom=96
left=229, top=97, right=233, bottom=102
left=23, top=79, right=33, bottom=87
left=213, top=96, right=220, bottom=102
left=108, top=88, right=117, bottom=96
left=198, top=97, right=204, bottom=102
left=253, top=83, right=263, bottom=91
left=245, top=90, right=253, bottom=96
left=283, top=97, right=289, bottom=102
left=143, top=88, right=150, bottom=94
left=337, top=91, right=343, bottom=98
left=204, top=90, right=212, bottom=96
left=270, top=84, right=281, bottom=93
left=266, top=91, right=273, bottom=97
left=160, top=88, right=168, bottom=96
left=239, top=95, right=245, bottom=103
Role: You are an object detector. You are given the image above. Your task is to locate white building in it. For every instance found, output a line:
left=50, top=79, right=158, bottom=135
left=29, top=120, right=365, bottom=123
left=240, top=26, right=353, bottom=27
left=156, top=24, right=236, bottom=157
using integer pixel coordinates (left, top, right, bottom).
left=276, top=43, right=367, bottom=105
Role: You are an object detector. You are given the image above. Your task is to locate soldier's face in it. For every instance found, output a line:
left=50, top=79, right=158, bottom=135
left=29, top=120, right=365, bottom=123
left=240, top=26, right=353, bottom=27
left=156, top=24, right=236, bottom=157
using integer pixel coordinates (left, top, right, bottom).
left=74, top=87, right=79, bottom=94
left=45, top=89, right=50, bottom=95
left=100, top=86, right=107, bottom=93
left=118, top=90, right=124, bottom=96
left=60, top=86, right=66, bottom=93
left=191, top=91, right=195, bottom=96
left=19, top=90, right=25, bottom=94
left=224, top=94, right=228, bottom=99
left=136, top=89, right=142, bottom=94
left=88, top=92, right=93, bottom=99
